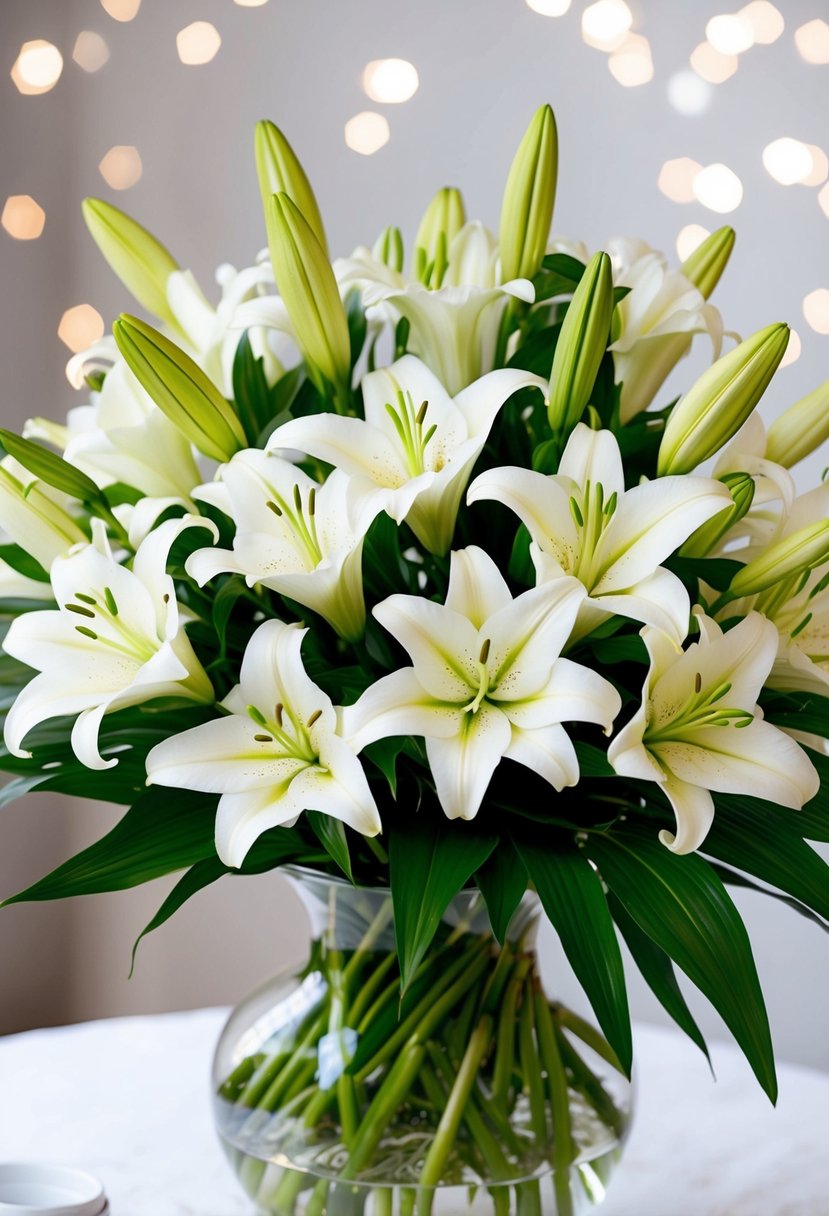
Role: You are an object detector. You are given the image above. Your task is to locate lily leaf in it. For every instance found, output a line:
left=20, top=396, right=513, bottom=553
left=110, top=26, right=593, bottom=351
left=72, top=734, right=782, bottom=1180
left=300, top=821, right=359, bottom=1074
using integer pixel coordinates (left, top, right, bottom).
left=704, top=798, right=829, bottom=922
left=388, top=813, right=497, bottom=991
left=2, top=788, right=219, bottom=905
left=307, top=811, right=353, bottom=883
left=709, top=861, right=829, bottom=935
left=0, top=429, right=108, bottom=512
left=587, top=827, right=776, bottom=1102
left=515, top=834, right=632, bottom=1076
left=608, top=891, right=710, bottom=1063
left=475, top=837, right=527, bottom=943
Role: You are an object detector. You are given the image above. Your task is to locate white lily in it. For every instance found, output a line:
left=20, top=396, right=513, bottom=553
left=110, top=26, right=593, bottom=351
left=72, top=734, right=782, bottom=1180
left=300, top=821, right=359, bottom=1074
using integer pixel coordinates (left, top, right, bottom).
left=607, top=238, right=725, bottom=424
left=608, top=612, right=819, bottom=854
left=469, top=423, right=731, bottom=644
left=334, top=222, right=534, bottom=395
left=146, top=619, right=381, bottom=868
left=187, top=451, right=384, bottom=640
left=3, top=516, right=215, bottom=770
left=0, top=457, right=87, bottom=571
left=0, top=556, right=54, bottom=602
left=269, top=355, right=544, bottom=555
left=29, top=350, right=202, bottom=503
left=342, top=546, right=621, bottom=821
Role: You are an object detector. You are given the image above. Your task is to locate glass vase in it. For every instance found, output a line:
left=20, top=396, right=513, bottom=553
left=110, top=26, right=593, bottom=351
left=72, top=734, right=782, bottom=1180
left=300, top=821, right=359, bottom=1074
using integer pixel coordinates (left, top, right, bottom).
left=212, top=868, right=633, bottom=1215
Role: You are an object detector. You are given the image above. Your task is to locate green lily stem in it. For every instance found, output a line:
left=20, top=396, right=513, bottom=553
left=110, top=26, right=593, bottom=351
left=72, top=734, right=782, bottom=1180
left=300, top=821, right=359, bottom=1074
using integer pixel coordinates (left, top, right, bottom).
left=553, top=1002, right=625, bottom=1075
left=416, top=1015, right=493, bottom=1213
left=492, top=955, right=532, bottom=1105
left=341, top=1041, right=427, bottom=1179
left=519, top=978, right=548, bottom=1147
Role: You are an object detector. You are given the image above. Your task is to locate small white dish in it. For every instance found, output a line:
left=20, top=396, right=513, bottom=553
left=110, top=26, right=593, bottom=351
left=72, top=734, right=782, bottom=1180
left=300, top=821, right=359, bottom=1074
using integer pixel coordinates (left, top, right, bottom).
left=0, top=1164, right=107, bottom=1216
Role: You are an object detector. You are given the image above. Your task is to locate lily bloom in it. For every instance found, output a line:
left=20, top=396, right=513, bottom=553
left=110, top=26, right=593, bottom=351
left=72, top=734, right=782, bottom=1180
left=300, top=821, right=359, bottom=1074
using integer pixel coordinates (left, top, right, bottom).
left=608, top=613, right=819, bottom=854
left=269, top=355, right=543, bottom=555
left=469, top=423, right=731, bottom=644
left=146, top=619, right=381, bottom=868
left=342, top=546, right=621, bottom=821
left=3, top=517, right=215, bottom=770
left=187, top=450, right=385, bottom=640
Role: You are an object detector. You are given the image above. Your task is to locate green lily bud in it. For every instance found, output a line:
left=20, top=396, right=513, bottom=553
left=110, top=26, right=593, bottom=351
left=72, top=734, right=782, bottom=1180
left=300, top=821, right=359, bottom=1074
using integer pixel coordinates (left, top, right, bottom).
left=728, top=519, right=829, bottom=600
left=766, top=378, right=829, bottom=468
left=266, top=192, right=351, bottom=405
left=82, top=198, right=181, bottom=333
left=373, top=225, right=404, bottom=274
left=499, top=103, right=558, bottom=283
left=113, top=315, right=246, bottom=463
left=657, top=323, right=789, bottom=477
left=681, top=226, right=735, bottom=300
left=254, top=120, right=328, bottom=257
left=413, top=187, right=465, bottom=288
left=547, top=251, right=613, bottom=436
left=680, top=471, right=755, bottom=559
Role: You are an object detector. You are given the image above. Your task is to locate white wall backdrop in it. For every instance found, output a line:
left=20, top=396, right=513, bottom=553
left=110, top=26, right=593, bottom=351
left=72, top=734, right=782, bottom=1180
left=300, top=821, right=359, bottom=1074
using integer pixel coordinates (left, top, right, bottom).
left=1, top=0, right=828, bottom=1071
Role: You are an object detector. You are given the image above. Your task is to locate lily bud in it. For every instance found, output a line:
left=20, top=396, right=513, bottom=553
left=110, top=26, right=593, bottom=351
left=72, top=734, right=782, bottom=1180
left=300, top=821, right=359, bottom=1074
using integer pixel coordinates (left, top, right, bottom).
left=547, top=251, right=613, bottom=436
left=681, top=226, right=735, bottom=300
left=266, top=193, right=352, bottom=405
left=82, top=198, right=181, bottom=333
left=113, top=315, right=246, bottom=463
left=0, top=459, right=86, bottom=571
left=373, top=225, right=404, bottom=274
left=499, top=104, right=558, bottom=283
left=657, top=323, right=789, bottom=477
left=680, top=471, right=755, bottom=558
left=413, top=187, right=465, bottom=288
left=254, top=120, right=328, bottom=256
left=766, top=378, right=829, bottom=468
left=728, top=519, right=829, bottom=599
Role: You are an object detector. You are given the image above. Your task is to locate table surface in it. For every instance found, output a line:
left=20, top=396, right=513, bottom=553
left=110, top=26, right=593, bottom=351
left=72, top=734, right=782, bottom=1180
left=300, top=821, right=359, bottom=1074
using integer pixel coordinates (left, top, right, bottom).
left=2, top=1008, right=828, bottom=1216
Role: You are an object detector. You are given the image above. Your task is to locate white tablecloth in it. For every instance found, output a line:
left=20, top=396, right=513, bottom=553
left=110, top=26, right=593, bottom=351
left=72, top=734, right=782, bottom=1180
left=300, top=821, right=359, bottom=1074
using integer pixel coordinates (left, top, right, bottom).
left=1, top=1008, right=827, bottom=1215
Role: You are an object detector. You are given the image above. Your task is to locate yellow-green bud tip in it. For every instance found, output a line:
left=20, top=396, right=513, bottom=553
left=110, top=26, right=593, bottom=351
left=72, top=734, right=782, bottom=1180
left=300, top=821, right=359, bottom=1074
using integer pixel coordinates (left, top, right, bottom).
left=500, top=104, right=558, bottom=284
left=82, top=197, right=181, bottom=332
left=681, top=226, right=735, bottom=300
left=254, top=120, right=328, bottom=256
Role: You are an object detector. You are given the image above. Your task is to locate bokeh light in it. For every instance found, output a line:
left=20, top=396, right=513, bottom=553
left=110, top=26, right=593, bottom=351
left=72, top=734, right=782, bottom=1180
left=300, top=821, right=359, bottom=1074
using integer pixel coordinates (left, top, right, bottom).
left=763, top=138, right=815, bottom=186
left=667, top=70, right=713, bottom=116
left=1, top=196, right=46, bottom=241
left=581, top=1, right=633, bottom=52
left=802, top=145, right=829, bottom=188
left=58, top=305, right=105, bottom=353
left=658, top=158, right=702, bottom=203
left=72, top=32, right=111, bottom=73
left=525, top=0, right=571, bottom=14
left=690, top=42, right=738, bottom=84
left=176, top=22, right=222, bottom=66
left=344, top=112, right=390, bottom=156
left=362, top=59, right=419, bottom=104
left=693, top=163, right=743, bottom=213
left=676, top=223, right=710, bottom=262
left=11, top=41, right=64, bottom=96
left=99, top=145, right=143, bottom=190
left=738, top=1, right=784, bottom=44
left=705, top=14, right=754, bottom=55
left=818, top=183, right=829, bottom=221
left=100, top=0, right=141, bottom=20
left=803, top=289, right=829, bottom=335
left=234, top=0, right=270, bottom=5
left=608, top=34, right=654, bottom=87
left=780, top=328, right=802, bottom=368
left=795, top=20, right=829, bottom=65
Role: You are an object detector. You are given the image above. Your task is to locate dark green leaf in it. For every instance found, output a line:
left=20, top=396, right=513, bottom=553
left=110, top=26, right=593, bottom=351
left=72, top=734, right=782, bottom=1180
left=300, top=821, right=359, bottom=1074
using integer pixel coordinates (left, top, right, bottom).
left=705, top=799, right=829, bottom=922
left=475, top=838, right=527, bottom=943
left=0, top=430, right=107, bottom=510
left=346, top=288, right=368, bottom=368
left=2, top=788, right=219, bottom=905
left=0, top=544, right=50, bottom=583
left=211, top=576, right=248, bottom=653
left=515, top=835, right=632, bottom=1075
left=573, top=741, right=615, bottom=778
left=708, top=861, right=829, bottom=935
left=307, top=811, right=353, bottom=882
left=587, top=827, right=776, bottom=1101
left=608, top=891, right=710, bottom=1062
left=665, top=555, right=745, bottom=594
left=389, top=813, right=497, bottom=990
left=363, top=736, right=408, bottom=798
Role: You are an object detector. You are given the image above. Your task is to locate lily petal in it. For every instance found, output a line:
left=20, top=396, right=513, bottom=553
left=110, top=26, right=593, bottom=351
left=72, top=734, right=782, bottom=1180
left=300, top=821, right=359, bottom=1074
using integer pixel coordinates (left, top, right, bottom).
left=216, top=782, right=307, bottom=868
left=426, top=703, right=512, bottom=820
left=504, top=656, right=621, bottom=732
left=444, top=545, right=513, bottom=628
left=558, top=424, right=624, bottom=500
left=373, top=595, right=480, bottom=701
left=468, top=466, right=578, bottom=572
left=341, top=668, right=462, bottom=752
left=504, top=722, right=580, bottom=791
left=657, top=772, right=716, bottom=855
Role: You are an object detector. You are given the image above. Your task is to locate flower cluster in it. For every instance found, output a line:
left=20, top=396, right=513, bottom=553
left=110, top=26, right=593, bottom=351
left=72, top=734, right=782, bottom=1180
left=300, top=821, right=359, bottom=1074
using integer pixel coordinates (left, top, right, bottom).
left=2, top=106, right=828, bottom=1092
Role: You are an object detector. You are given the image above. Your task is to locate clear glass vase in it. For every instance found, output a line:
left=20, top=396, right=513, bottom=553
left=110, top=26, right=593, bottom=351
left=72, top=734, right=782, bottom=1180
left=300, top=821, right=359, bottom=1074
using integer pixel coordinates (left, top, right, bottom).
left=212, top=868, right=633, bottom=1215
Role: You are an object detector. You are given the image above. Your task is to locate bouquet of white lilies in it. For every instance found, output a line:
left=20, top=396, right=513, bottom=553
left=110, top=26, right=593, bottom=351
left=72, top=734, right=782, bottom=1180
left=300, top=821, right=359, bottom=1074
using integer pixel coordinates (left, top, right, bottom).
left=3, top=103, right=829, bottom=1212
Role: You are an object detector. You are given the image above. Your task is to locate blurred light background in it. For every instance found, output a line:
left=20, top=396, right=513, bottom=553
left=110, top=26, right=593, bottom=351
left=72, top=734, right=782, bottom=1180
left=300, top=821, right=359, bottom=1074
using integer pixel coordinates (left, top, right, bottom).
left=1, top=0, right=828, bottom=1068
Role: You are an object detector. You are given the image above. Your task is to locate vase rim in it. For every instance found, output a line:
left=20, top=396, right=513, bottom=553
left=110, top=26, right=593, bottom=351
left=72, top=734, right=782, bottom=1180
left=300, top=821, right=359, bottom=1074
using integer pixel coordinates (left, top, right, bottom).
left=281, top=861, right=482, bottom=901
